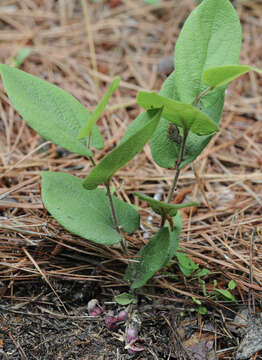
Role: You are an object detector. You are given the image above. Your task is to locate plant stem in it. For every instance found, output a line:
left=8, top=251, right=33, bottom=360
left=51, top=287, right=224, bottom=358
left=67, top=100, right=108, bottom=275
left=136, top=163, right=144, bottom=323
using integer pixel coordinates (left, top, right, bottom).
left=90, top=156, right=96, bottom=167
left=194, top=86, right=213, bottom=106
left=105, top=180, right=128, bottom=255
left=167, top=129, right=188, bottom=204
left=165, top=86, right=212, bottom=206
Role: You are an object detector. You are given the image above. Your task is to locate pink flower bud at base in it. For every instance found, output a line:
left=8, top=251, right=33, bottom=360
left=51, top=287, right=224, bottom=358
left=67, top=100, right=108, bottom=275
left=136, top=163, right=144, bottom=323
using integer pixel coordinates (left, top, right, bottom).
left=87, top=299, right=102, bottom=316
left=116, top=310, right=128, bottom=322
left=125, top=326, right=138, bottom=343
left=105, top=310, right=118, bottom=329
left=125, top=326, right=144, bottom=353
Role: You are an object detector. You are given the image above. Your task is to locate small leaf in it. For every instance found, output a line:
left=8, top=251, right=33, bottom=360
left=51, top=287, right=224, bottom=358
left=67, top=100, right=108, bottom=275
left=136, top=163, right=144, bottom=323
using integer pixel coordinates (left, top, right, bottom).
left=195, top=268, right=211, bottom=278
left=0, top=64, right=92, bottom=157
left=114, top=293, right=136, bottom=305
left=137, top=91, right=218, bottom=135
left=144, top=0, right=159, bottom=4
left=126, top=227, right=170, bottom=290
left=228, top=280, right=237, bottom=290
left=214, top=288, right=236, bottom=302
left=192, top=297, right=202, bottom=306
left=134, top=192, right=198, bottom=217
left=203, top=64, right=262, bottom=88
left=200, top=279, right=207, bottom=297
left=83, top=108, right=163, bottom=190
left=88, top=124, right=104, bottom=150
left=198, top=306, right=208, bottom=315
left=176, top=252, right=199, bottom=276
left=78, top=77, right=120, bottom=139
left=10, top=48, right=32, bottom=68
left=41, top=172, right=139, bottom=245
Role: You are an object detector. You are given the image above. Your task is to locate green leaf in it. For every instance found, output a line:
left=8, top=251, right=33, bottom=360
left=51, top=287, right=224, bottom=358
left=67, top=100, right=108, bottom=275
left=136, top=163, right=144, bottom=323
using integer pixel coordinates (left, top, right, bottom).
left=126, top=227, right=170, bottom=290
left=228, top=279, right=237, bottom=290
left=192, top=297, right=202, bottom=306
left=114, top=293, right=136, bottom=305
left=88, top=124, right=104, bottom=150
left=200, top=279, right=207, bottom=297
left=166, top=211, right=182, bottom=263
left=137, top=91, right=218, bottom=135
left=78, top=77, right=120, bottom=139
left=119, top=111, right=150, bottom=145
left=195, top=268, right=211, bottom=278
left=176, top=252, right=199, bottom=276
left=198, top=306, right=208, bottom=315
left=83, top=108, right=163, bottom=190
left=144, top=0, right=159, bottom=4
left=0, top=64, right=92, bottom=158
left=150, top=71, right=180, bottom=169
left=203, top=64, right=262, bottom=88
left=41, top=172, right=139, bottom=245
left=150, top=0, right=242, bottom=169
left=214, top=288, right=236, bottom=302
left=10, top=48, right=32, bottom=68
left=134, top=192, right=198, bottom=217
left=174, top=0, right=241, bottom=105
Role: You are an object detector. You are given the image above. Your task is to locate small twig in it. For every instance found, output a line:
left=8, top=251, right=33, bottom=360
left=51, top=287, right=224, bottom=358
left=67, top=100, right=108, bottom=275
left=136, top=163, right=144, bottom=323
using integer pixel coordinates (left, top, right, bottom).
left=0, top=141, right=51, bottom=180
left=248, top=228, right=256, bottom=315
left=22, top=248, right=69, bottom=315
left=0, top=304, right=99, bottom=320
left=8, top=331, right=27, bottom=360
left=167, top=129, right=188, bottom=204
left=0, top=350, right=9, bottom=359
left=163, top=313, right=192, bottom=360
left=105, top=180, right=128, bottom=255
left=81, top=0, right=98, bottom=89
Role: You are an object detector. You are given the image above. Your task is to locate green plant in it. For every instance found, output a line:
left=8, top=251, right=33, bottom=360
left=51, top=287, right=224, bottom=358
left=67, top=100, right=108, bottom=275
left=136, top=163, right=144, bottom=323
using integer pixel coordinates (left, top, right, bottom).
left=212, top=279, right=237, bottom=302
left=8, top=47, right=32, bottom=68
left=191, top=297, right=208, bottom=315
left=1, top=0, right=261, bottom=293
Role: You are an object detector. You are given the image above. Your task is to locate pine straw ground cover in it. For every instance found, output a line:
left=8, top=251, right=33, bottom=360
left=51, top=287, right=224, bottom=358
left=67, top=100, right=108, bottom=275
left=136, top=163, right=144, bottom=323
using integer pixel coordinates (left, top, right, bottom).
left=0, top=0, right=262, bottom=359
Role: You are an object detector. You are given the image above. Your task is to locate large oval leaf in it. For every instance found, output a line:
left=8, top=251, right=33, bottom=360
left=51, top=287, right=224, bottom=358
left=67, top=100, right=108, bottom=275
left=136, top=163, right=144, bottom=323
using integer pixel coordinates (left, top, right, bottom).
left=41, top=172, right=140, bottom=245
left=83, top=108, right=163, bottom=190
left=125, top=227, right=170, bottom=290
left=77, top=77, right=120, bottom=140
left=150, top=0, right=241, bottom=169
left=137, top=91, right=218, bottom=135
left=174, top=0, right=241, bottom=105
left=203, top=64, right=262, bottom=88
left=0, top=64, right=92, bottom=157
left=134, top=192, right=198, bottom=217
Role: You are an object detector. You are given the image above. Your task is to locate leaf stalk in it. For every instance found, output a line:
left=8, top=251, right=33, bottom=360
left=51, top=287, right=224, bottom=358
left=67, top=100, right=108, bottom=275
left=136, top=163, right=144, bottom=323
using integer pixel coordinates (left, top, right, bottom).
left=105, top=180, right=128, bottom=255
left=167, top=129, right=188, bottom=204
